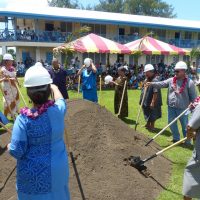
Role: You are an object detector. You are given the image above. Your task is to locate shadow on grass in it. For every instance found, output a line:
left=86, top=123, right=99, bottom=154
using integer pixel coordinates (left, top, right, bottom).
left=151, top=128, right=172, bottom=137
left=150, top=176, right=182, bottom=197
left=121, top=118, right=136, bottom=125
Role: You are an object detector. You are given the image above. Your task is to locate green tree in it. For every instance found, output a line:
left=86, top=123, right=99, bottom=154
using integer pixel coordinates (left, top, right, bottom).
left=94, top=0, right=124, bottom=13
left=93, top=0, right=176, bottom=18
left=48, top=0, right=79, bottom=8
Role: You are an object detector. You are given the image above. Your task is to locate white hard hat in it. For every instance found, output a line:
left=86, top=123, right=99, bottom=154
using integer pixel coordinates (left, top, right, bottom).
left=104, top=75, right=113, bottom=84
left=24, top=62, right=52, bottom=87
left=84, top=58, right=91, bottom=68
left=175, top=61, right=187, bottom=70
left=144, top=64, right=154, bottom=73
left=3, top=53, right=14, bottom=60
left=124, top=65, right=129, bottom=71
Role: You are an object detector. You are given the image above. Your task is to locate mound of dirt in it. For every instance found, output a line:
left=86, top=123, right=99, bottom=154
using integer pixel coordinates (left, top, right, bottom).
left=0, top=99, right=171, bottom=200
left=67, top=99, right=171, bottom=200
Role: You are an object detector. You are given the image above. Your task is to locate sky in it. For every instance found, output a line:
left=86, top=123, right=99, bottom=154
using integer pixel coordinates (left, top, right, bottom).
left=80, top=0, right=200, bottom=20
left=0, top=0, right=199, bottom=20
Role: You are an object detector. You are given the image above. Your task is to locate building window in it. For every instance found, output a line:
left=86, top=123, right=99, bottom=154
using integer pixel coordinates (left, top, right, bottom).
left=198, top=32, right=200, bottom=40
left=66, top=22, right=72, bottom=33
left=146, top=55, right=164, bottom=65
left=156, top=29, right=166, bottom=39
left=81, top=23, right=106, bottom=36
left=101, top=25, right=106, bottom=35
left=185, top=31, right=192, bottom=40
left=95, top=24, right=101, bottom=34
left=45, top=23, right=54, bottom=31
left=146, top=28, right=166, bottom=39
left=130, top=27, right=139, bottom=35
left=183, top=55, right=190, bottom=63
left=60, top=22, right=66, bottom=32
left=46, top=52, right=53, bottom=64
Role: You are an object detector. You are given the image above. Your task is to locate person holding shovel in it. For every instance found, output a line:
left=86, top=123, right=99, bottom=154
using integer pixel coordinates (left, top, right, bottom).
left=77, top=58, right=98, bottom=103
left=146, top=61, right=197, bottom=144
left=112, top=66, right=128, bottom=119
left=0, top=53, right=20, bottom=118
left=7, top=62, right=70, bottom=200
left=182, top=102, right=200, bottom=200
left=140, top=64, right=162, bottom=131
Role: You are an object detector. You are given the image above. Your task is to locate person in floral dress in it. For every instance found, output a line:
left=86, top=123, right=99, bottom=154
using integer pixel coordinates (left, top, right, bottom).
left=0, top=53, right=19, bottom=118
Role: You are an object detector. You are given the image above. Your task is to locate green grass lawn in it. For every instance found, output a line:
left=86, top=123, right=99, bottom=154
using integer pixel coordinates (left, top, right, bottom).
left=0, top=78, right=196, bottom=200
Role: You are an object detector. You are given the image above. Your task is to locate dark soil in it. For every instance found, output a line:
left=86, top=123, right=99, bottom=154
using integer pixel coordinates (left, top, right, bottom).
left=0, top=99, right=171, bottom=200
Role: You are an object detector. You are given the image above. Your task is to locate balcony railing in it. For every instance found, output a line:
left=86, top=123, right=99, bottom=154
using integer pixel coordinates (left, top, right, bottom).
left=0, top=29, right=200, bottom=49
left=0, top=29, right=71, bottom=43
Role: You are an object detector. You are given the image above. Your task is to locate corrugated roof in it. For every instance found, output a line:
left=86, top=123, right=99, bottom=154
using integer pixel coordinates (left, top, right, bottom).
left=0, top=7, right=200, bottom=31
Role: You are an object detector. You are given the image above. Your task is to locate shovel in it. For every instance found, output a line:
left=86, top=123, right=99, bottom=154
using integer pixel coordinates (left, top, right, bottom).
left=13, top=79, right=27, bottom=107
left=130, top=137, right=187, bottom=171
left=77, top=75, right=81, bottom=98
left=145, top=107, right=189, bottom=146
left=64, top=121, right=86, bottom=200
left=135, top=86, right=147, bottom=130
left=117, top=80, right=127, bottom=117
left=0, top=121, right=11, bottom=134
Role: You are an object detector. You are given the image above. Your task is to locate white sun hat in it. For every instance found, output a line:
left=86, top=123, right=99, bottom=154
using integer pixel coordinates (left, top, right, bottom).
left=174, top=61, right=187, bottom=70
left=104, top=75, right=113, bottom=84
left=3, top=53, right=14, bottom=60
left=84, top=58, right=91, bottom=68
left=24, top=62, right=52, bottom=87
left=144, top=64, right=154, bottom=73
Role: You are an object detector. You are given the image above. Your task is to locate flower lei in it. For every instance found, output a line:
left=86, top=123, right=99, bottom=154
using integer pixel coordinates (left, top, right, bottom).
left=20, top=100, right=54, bottom=119
left=6, top=66, right=15, bottom=72
left=172, top=76, right=188, bottom=94
left=52, top=65, right=61, bottom=73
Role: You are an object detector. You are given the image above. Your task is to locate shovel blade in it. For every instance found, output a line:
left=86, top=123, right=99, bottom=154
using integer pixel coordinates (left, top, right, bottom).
left=129, top=156, right=146, bottom=171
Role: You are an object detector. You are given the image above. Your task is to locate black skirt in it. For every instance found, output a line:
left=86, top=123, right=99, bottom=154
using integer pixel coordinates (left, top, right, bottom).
left=142, top=105, right=162, bottom=122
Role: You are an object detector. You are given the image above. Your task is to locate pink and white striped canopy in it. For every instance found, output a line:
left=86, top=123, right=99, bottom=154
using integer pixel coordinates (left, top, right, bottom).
left=55, top=33, right=131, bottom=54
left=125, top=36, right=190, bottom=55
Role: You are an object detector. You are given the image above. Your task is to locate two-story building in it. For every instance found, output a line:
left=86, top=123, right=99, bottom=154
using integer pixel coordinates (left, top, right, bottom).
left=0, top=6, right=200, bottom=66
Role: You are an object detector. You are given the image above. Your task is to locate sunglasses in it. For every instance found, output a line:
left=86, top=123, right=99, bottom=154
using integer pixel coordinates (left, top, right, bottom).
left=175, top=70, right=181, bottom=73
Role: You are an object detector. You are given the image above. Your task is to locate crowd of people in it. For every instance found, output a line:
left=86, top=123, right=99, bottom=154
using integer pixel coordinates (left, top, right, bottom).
left=0, top=27, right=69, bottom=43
left=0, top=53, right=200, bottom=200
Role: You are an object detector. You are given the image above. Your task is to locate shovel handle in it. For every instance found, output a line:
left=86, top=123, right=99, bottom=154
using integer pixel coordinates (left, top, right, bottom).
left=156, top=137, right=187, bottom=156
left=145, top=138, right=153, bottom=146
left=14, top=81, right=27, bottom=107
left=145, top=107, right=189, bottom=146
left=117, top=80, right=127, bottom=116
left=77, top=75, right=81, bottom=97
left=0, top=121, right=11, bottom=134
left=135, top=86, right=147, bottom=130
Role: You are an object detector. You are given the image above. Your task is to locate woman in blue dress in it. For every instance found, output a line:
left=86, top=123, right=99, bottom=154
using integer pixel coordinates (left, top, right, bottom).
left=7, top=62, right=70, bottom=200
left=77, top=58, right=98, bottom=103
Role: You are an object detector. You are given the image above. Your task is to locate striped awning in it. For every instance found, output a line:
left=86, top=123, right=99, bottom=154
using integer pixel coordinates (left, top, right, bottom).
left=54, top=33, right=131, bottom=54
left=125, top=36, right=190, bottom=55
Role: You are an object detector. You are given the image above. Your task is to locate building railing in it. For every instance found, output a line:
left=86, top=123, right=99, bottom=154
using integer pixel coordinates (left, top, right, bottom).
left=1, top=29, right=200, bottom=49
